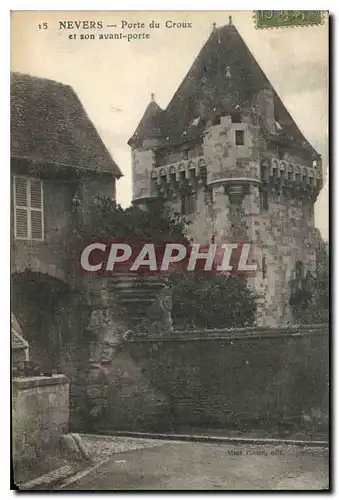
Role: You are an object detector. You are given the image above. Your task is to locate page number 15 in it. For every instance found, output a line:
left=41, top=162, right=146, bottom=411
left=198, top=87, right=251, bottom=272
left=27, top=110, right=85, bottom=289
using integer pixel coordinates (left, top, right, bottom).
left=38, top=22, right=48, bottom=30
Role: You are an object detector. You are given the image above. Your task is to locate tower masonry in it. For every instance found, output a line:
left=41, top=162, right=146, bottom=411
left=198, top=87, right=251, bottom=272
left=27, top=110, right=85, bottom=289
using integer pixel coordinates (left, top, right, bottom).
left=128, top=19, right=323, bottom=327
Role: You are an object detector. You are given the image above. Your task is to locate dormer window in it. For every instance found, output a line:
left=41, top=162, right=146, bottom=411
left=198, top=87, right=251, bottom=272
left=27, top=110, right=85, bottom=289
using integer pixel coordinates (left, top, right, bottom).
left=235, top=130, right=244, bottom=146
left=275, top=120, right=282, bottom=132
left=13, top=176, right=44, bottom=241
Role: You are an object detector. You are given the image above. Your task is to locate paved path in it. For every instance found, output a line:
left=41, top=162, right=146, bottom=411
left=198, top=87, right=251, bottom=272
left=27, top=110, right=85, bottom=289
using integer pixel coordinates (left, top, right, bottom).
left=65, top=439, right=329, bottom=491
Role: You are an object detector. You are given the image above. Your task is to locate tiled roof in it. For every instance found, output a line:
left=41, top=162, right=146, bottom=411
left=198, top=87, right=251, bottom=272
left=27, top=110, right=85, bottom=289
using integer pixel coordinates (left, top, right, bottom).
left=11, top=72, right=122, bottom=177
left=129, top=22, right=317, bottom=155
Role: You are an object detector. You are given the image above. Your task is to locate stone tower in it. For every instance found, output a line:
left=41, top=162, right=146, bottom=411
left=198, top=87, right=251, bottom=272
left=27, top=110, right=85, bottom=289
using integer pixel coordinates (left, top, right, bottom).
left=128, top=19, right=323, bottom=327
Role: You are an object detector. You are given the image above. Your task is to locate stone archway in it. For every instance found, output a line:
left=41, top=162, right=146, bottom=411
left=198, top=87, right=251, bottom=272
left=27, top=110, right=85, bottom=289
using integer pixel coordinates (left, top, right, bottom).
left=11, top=270, right=91, bottom=429
left=11, top=271, right=71, bottom=370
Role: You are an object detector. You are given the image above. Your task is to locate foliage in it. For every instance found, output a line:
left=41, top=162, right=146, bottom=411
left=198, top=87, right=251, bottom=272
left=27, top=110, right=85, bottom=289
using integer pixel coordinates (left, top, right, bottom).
left=73, top=196, right=258, bottom=329
left=309, top=247, right=330, bottom=323
left=169, top=272, right=258, bottom=330
left=290, top=245, right=329, bottom=324
left=73, top=195, right=187, bottom=245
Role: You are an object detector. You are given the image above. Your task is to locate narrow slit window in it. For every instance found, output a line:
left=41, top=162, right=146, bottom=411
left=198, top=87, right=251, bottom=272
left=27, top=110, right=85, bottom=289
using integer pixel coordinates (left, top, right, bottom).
left=235, top=130, right=244, bottom=146
left=260, top=190, right=269, bottom=211
left=262, top=256, right=267, bottom=279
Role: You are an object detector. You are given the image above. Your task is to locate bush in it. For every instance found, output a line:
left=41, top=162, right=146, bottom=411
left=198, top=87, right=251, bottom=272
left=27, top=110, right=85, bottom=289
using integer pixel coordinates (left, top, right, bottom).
left=290, top=245, right=329, bottom=325
left=73, top=196, right=258, bottom=330
left=170, top=272, right=258, bottom=330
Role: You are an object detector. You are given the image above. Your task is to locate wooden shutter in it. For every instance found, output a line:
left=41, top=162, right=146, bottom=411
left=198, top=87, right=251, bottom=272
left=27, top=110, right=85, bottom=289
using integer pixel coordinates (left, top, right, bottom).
left=14, top=176, right=44, bottom=241
left=14, top=177, right=28, bottom=239
left=30, top=180, right=42, bottom=209
left=31, top=211, right=43, bottom=240
left=29, top=179, right=43, bottom=240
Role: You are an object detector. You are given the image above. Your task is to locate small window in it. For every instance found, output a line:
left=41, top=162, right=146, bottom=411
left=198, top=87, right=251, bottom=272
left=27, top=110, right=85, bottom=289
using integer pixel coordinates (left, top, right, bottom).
left=312, top=159, right=317, bottom=168
left=260, top=190, right=269, bottom=211
left=231, top=112, right=242, bottom=123
left=288, top=171, right=293, bottom=180
left=302, top=175, right=307, bottom=183
left=14, top=176, right=44, bottom=241
left=235, top=130, right=244, bottom=145
left=181, top=193, right=196, bottom=215
left=295, top=173, right=300, bottom=182
left=260, top=166, right=269, bottom=182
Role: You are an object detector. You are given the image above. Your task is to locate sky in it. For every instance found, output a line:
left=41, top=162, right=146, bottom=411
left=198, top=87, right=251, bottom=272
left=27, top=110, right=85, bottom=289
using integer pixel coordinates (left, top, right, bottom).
left=11, top=10, right=329, bottom=239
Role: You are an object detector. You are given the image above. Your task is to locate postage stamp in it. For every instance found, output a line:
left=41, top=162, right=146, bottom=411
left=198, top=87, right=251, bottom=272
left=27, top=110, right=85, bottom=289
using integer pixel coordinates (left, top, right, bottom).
left=255, top=10, right=324, bottom=29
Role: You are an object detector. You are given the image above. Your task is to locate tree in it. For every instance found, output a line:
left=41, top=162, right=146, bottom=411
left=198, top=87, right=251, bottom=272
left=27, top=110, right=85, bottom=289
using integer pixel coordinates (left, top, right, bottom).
left=309, top=245, right=329, bottom=323
left=72, top=195, right=186, bottom=245
left=290, top=244, right=329, bottom=325
left=72, top=196, right=258, bottom=329
left=170, top=272, right=258, bottom=330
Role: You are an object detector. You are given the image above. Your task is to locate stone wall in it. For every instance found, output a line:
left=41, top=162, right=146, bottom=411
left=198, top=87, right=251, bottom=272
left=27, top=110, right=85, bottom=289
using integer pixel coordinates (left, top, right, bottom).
left=253, top=189, right=319, bottom=326
left=82, top=274, right=175, bottom=433
left=90, top=325, right=328, bottom=436
left=12, top=375, right=69, bottom=470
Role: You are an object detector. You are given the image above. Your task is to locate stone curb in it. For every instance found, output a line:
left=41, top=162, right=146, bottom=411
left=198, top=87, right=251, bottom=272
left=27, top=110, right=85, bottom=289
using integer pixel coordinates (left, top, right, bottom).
left=58, top=457, right=114, bottom=490
left=100, top=430, right=329, bottom=447
left=18, top=465, right=76, bottom=490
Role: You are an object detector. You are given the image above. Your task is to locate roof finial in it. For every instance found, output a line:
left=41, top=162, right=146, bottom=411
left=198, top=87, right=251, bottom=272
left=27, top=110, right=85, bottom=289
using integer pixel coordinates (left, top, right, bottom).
left=151, top=92, right=155, bottom=102
left=229, top=15, right=233, bottom=25
left=212, top=22, right=217, bottom=31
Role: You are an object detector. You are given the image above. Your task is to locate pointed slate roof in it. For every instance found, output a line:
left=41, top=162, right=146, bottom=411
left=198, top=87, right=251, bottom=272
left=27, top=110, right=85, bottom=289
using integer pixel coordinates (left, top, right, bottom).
left=128, top=98, right=165, bottom=146
left=11, top=72, right=123, bottom=176
left=129, top=21, right=317, bottom=155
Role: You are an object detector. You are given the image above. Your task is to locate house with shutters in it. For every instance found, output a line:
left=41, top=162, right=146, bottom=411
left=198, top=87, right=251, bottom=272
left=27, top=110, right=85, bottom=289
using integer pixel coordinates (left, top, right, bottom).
left=128, top=18, right=324, bottom=327
left=11, top=72, right=122, bottom=375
